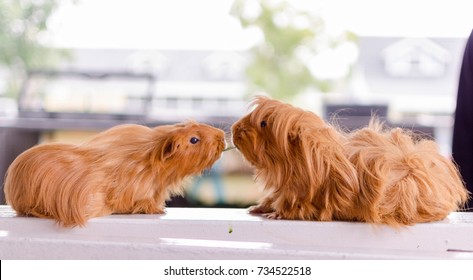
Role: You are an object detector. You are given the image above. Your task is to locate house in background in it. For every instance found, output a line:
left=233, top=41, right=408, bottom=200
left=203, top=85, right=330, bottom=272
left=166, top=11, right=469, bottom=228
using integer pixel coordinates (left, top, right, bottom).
left=54, top=49, right=249, bottom=123
left=382, top=37, right=451, bottom=78
left=354, top=36, right=466, bottom=116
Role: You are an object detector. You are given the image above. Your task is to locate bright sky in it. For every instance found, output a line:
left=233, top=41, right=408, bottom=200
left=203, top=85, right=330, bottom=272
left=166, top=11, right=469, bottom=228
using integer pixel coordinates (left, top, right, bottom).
left=46, top=0, right=473, bottom=50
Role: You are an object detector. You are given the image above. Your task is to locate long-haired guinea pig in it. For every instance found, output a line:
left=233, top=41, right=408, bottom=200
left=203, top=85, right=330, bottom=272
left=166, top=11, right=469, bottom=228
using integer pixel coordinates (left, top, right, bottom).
left=232, top=96, right=469, bottom=227
left=5, top=121, right=225, bottom=227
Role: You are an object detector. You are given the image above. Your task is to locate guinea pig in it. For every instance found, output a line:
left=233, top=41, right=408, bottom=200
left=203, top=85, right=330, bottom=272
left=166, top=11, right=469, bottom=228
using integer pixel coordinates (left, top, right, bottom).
left=232, top=96, right=469, bottom=226
left=4, top=121, right=225, bottom=227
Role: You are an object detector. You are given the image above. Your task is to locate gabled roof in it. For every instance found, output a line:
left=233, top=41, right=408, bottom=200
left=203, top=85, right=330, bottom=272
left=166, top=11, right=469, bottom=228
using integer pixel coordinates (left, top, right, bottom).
left=381, top=38, right=451, bottom=77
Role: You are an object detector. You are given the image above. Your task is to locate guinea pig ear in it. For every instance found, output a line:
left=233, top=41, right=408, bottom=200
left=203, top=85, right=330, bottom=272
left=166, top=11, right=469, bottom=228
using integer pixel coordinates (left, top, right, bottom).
left=157, top=137, right=179, bottom=161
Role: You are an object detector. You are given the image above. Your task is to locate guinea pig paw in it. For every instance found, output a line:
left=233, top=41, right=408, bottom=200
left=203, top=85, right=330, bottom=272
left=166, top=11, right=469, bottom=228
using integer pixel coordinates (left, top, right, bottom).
left=248, top=205, right=273, bottom=214
left=263, top=212, right=283, bottom=220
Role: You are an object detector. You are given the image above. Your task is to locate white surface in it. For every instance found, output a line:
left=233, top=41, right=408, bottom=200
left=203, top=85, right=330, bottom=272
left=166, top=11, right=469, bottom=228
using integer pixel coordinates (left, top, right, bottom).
left=0, top=205, right=472, bottom=259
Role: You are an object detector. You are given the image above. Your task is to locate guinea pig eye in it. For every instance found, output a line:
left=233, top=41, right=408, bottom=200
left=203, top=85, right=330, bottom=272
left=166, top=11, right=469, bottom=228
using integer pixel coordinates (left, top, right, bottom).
left=260, top=121, right=267, bottom=128
left=190, top=137, right=200, bottom=144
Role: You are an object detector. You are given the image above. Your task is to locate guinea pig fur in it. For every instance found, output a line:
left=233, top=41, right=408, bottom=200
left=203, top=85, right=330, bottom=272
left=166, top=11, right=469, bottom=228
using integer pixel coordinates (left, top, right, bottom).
left=232, top=96, right=469, bottom=226
left=5, top=122, right=225, bottom=227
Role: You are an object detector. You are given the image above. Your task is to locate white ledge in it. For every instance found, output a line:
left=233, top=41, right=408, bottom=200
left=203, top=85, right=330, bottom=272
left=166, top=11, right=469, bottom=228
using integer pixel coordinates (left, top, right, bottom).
left=0, top=205, right=472, bottom=260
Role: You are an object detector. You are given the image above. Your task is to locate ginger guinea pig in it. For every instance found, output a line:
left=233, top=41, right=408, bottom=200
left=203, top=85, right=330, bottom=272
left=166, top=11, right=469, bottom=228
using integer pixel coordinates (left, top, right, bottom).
left=5, top=121, right=225, bottom=227
left=232, top=96, right=468, bottom=226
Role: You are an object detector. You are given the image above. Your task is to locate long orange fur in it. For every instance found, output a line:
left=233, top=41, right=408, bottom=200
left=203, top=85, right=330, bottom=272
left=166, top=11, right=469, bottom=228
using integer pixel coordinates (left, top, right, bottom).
left=232, top=96, right=469, bottom=226
left=5, top=121, right=225, bottom=227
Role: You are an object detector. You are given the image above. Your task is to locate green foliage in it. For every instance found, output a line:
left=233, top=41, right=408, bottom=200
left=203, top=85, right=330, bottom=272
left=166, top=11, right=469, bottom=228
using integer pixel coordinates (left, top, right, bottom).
left=231, top=0, right=356, bottom=101
left=0, top=0, right=71, bottom=97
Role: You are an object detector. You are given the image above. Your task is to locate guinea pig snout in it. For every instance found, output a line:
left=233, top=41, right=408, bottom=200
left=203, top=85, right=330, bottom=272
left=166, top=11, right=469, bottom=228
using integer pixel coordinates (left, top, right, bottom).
left=231, top=122, right=246, bottom=137
left=231, top=124, right=247, bottom=148
left=209, top=130, right=225, bottom=150
left=216, top=135, right=226, bottom=150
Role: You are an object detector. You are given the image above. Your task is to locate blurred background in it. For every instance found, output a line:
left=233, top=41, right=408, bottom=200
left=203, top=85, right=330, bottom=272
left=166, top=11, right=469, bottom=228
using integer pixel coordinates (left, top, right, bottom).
left=1, top=0, right=472, bottom=207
